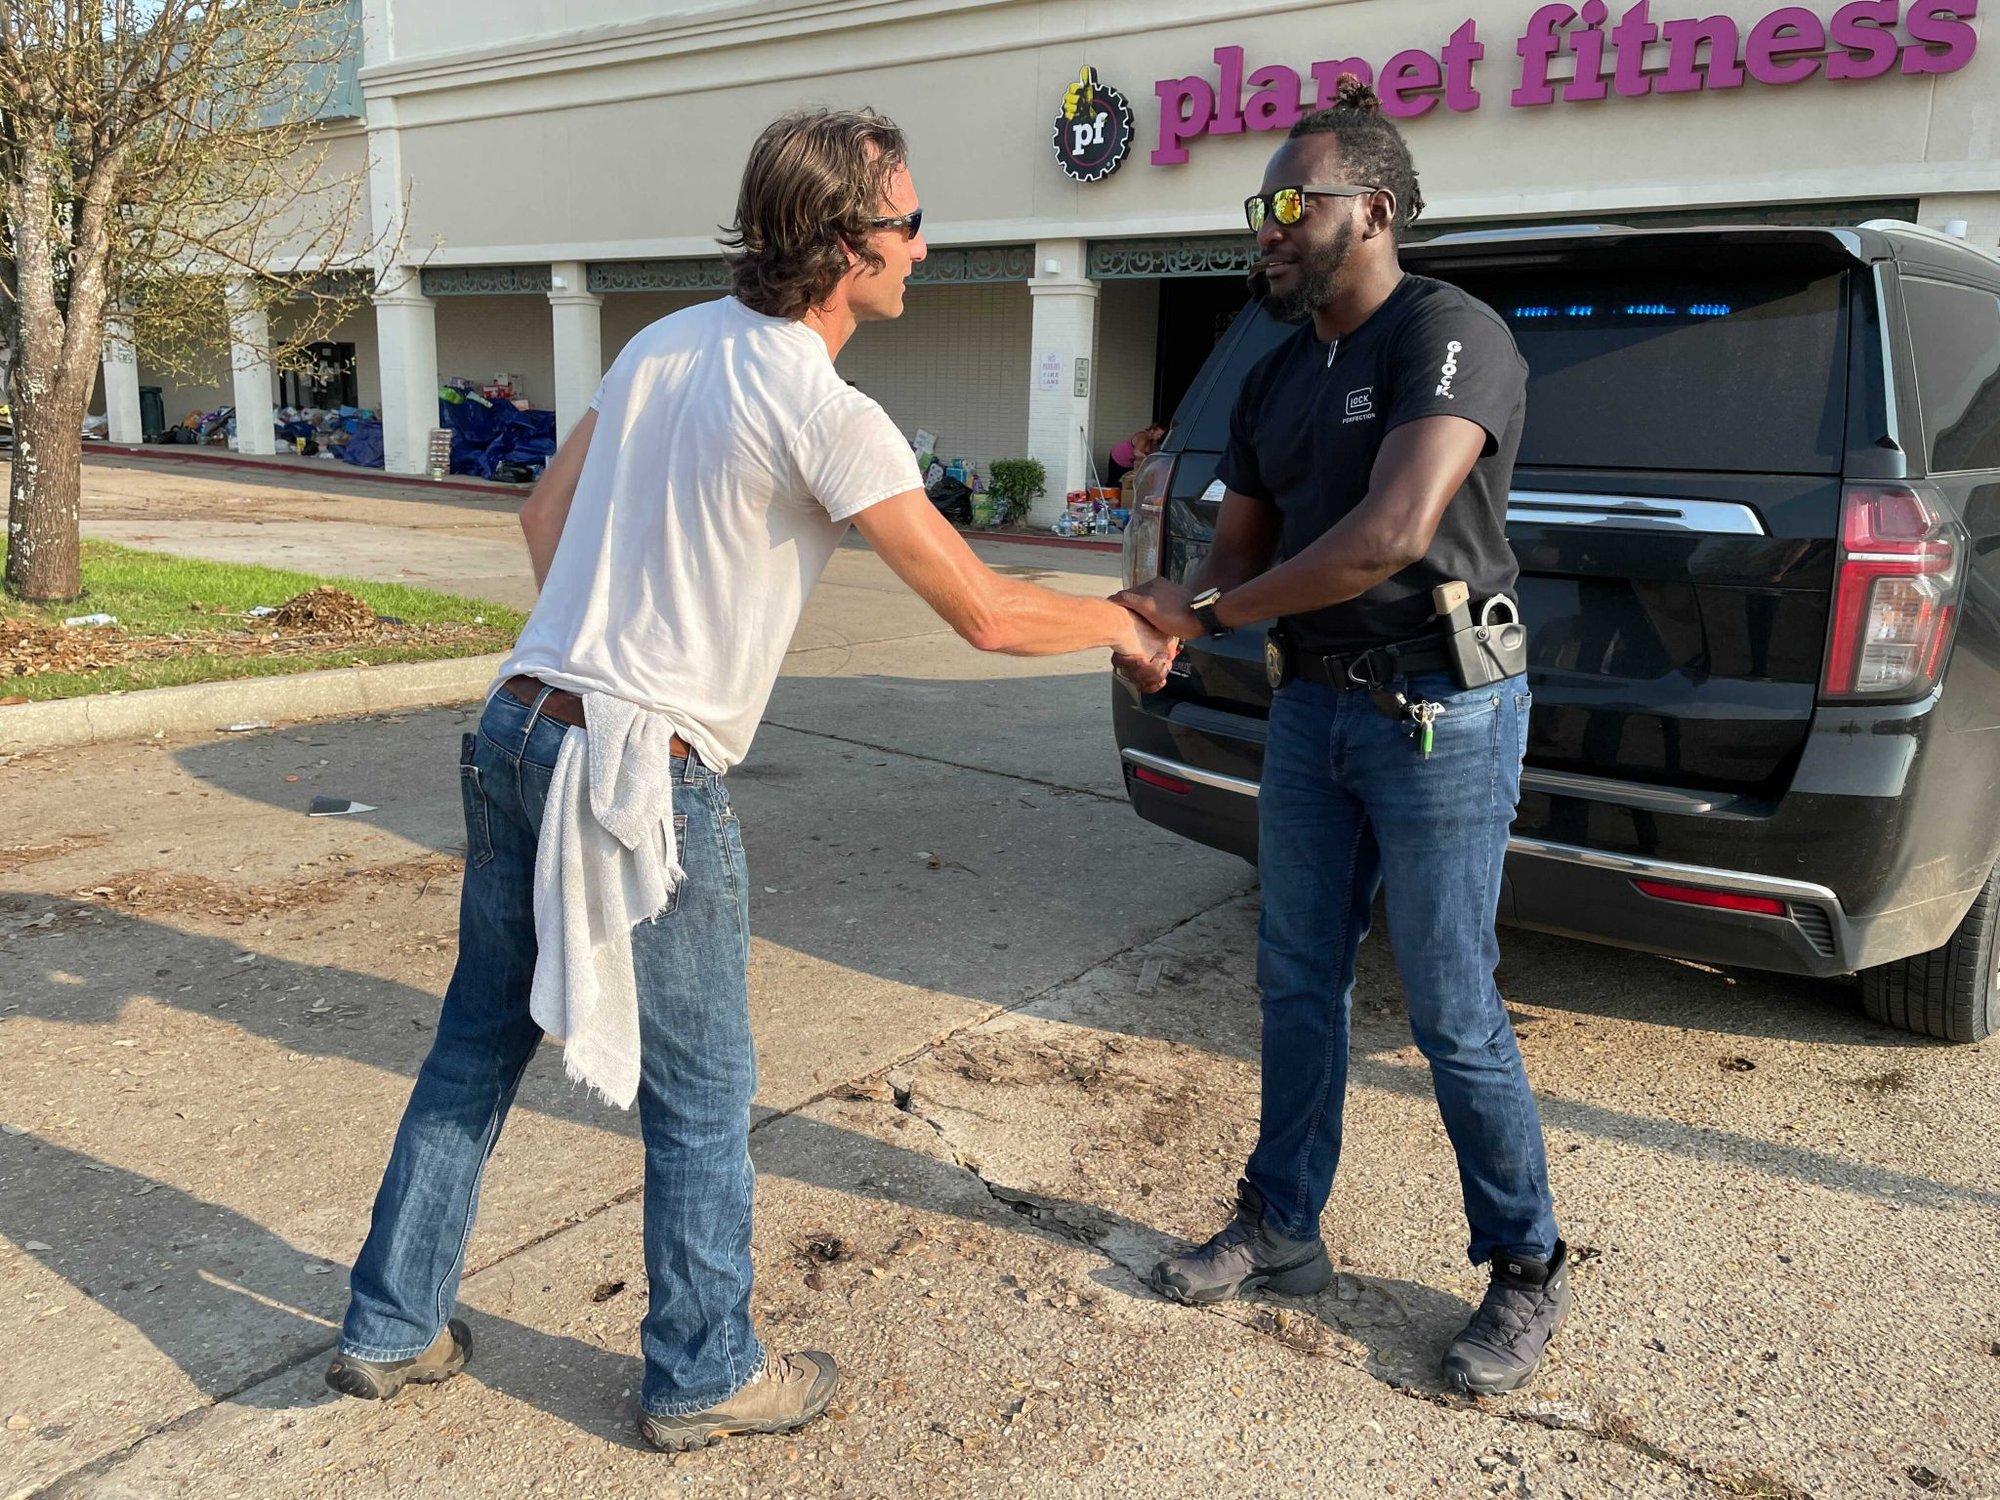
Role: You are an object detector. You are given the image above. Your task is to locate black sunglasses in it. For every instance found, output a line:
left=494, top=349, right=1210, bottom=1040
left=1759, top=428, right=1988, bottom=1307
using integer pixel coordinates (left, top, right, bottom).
left=869, top=207, right=923, bottom=239
left=1244, top=183, right=1382, bottom=233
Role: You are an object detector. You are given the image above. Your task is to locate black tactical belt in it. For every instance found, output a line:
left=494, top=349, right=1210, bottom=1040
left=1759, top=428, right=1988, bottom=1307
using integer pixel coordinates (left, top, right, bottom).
left=1291, top=638, right=1454, bottom=690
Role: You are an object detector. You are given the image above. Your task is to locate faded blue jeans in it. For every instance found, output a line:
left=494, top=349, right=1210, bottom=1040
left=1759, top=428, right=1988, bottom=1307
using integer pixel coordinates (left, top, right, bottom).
left=1246, top=672, right=1559, bottom=1266
left=339, top=688, right=763, bottom=1418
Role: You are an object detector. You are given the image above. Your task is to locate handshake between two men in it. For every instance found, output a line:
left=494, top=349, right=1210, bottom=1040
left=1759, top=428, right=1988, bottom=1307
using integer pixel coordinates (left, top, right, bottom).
left=1110, top=576, right=1206, bottom=694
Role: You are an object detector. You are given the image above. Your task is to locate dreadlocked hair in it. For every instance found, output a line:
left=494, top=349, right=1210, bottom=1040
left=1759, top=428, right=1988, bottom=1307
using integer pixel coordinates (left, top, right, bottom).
left=1288, top=76, right=1426, bottom=233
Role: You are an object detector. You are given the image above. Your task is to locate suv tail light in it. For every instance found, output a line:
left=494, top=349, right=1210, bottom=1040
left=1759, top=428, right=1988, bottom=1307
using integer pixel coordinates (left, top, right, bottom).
left=1821, top=483, right=1962, bottom=700
left=1121, top=453, right=1174, bottom=591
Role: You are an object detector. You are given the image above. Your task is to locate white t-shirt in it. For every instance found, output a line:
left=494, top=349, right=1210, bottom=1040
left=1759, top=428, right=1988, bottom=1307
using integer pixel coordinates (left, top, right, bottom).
left=498, top=297, right=922, bottom=770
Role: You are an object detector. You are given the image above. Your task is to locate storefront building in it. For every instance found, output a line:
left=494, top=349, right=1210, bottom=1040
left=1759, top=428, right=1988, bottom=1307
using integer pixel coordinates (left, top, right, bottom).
left=113, top=0, right=1994, bottom=522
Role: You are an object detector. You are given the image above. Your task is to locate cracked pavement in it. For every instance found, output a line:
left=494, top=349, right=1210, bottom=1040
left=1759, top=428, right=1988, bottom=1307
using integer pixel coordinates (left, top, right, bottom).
left=3, top=467, right=1998, bottom=1498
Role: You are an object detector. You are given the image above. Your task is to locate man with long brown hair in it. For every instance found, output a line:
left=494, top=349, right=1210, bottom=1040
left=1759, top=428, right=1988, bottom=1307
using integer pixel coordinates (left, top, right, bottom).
left=325, top=107, right=1173, bottom=1451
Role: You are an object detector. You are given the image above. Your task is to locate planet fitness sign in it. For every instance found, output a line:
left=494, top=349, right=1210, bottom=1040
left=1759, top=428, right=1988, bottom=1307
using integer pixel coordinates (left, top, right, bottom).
left=1151, top=0, right=1981, bottom=164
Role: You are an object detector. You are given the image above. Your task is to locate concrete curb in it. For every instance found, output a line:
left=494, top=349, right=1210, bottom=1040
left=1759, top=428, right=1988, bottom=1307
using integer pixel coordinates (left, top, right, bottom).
left=0, top=652, right=506, bottom=756
left=84, top=442, right=518, bottom=498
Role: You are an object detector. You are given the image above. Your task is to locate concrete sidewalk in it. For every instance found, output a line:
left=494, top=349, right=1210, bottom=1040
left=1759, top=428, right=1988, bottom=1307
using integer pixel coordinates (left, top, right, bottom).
left=2, top=454, right=1995, bottom=1499
left=7, top=694, right=1997, bottom=1499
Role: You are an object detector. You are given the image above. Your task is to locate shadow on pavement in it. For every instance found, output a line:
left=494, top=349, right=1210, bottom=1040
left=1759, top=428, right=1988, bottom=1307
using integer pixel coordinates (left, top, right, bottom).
left=0, top=1134, right=648, bottom=1449
left=163, top=681, right=1903, bottom=1053
left=5, top=873, right=1997, bottom=1452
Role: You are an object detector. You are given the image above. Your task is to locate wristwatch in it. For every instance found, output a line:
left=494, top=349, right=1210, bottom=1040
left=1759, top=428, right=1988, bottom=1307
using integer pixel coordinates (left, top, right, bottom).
left=1189, top=587, right=1232, bottom=639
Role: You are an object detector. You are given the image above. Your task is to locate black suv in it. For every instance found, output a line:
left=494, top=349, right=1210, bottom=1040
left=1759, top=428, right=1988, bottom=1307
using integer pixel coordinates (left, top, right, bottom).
left=1114, top=221, right=2000, bottom=1043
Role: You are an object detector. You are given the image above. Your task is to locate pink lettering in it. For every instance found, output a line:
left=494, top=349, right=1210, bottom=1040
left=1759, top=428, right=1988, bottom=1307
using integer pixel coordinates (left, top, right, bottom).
left=1152, top=75, right=1215, bottom=165
left=1212, top=45, right=1247, bottom=135
left=1442, top=20, right=1486, bottom=110
left=1142, top=1, right=1982, bottom=164
left=1611, top=1, right=1659, bottom=96
left=1746, top=6, right=1826, bottom=82
left=1309, top=57, right=1374, bottom=106
left=1657, top=14, right=1745, bottom=91
left=1566, top=0, right=1612, bottom=100
left=1827, top=0, right=1901, bottom=78
left=1902, top=0, right=1979, bottom=73
left=1381, top=48, right=1445, bottom=116
left=1244, top=64, right=1304, bottom=131
left=1514, top=3, right=1575, bottom=105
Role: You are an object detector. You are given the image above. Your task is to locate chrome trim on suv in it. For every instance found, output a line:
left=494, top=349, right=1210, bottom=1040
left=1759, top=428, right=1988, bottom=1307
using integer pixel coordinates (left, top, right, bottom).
left=1121, top=749, right=1842, bottom=904
left=1519, top=768, right=1718, bottom=814
left=1121, top=749, right=1260, bottom=798
left=1505, top=837, right=1841, bottom=903
left=1506, top=492, right=1768, bottom=535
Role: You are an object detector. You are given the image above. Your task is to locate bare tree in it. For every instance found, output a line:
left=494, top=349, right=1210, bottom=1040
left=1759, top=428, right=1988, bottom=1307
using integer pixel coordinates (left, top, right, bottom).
left=1, top=0, right=376, bottom=601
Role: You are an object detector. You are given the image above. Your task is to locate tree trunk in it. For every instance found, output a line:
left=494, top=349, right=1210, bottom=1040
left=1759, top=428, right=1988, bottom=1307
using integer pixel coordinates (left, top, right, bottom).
left=5, top=387, right=88, bottom=602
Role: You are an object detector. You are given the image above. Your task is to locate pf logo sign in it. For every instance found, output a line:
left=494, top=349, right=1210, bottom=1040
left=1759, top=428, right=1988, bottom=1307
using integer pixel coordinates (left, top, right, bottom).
left=1052, top=66, right=1134, bottom=184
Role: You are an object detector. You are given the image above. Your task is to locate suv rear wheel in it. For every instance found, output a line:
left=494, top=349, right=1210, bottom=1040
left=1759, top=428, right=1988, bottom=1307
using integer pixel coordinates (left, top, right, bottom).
left=1858, top=863, right=2000, bottom=1043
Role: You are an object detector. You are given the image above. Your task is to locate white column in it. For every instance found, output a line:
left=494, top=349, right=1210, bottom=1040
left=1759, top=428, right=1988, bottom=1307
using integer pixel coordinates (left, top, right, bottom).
left=547, top=261, right=603, bottom=444
left=101, top=313, right=143, bottom=445
left=374, top=268, right=439, bottom=477
left=1026, top=238, right=1100, bottom=528
left=226, top=280, right=276, bottom=455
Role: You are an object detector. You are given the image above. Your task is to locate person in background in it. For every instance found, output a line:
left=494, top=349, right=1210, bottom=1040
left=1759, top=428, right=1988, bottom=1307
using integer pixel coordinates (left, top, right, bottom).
left=1106, top=421, right=1166, bottom=485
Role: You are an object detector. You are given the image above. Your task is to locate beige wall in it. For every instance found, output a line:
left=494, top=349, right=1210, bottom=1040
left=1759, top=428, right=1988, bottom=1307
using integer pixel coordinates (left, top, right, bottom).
left=369, top=0, right=2000, bottom=267
left=386, top=0, right=748, bottom=63
left=434, top=296, right=557, bottom=410
left=139, top=361, right=231, bottom=435
left=602, top=291, right=717, bottom=363
left=835, top=283, right=1031, bottom=475
left=1093, top=278, right=1159, bottom=476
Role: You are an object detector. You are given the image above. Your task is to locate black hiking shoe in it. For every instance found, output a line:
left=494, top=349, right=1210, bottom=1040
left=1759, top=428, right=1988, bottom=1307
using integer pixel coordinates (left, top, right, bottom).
left=1150, top=1179, right=1332, bottom=1306
left=1443, top=1241, right=1572, bottom=1395
left=325, top=1319, right=472, bottom=1400
left=638, top=1350, right=840, bottom=1453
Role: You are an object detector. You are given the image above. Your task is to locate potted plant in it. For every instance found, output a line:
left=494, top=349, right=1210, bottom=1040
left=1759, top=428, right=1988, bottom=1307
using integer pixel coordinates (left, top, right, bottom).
left=985, top=458, right=1046, bottom=526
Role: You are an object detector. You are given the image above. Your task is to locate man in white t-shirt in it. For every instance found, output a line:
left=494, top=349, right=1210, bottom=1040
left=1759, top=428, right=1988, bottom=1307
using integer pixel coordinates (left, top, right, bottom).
left=325, top=108, right=1174, bottom=1452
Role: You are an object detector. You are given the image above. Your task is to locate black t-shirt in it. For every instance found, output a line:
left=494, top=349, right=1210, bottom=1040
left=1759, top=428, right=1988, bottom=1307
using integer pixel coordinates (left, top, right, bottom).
left=1215, top=274, right=1527, bottom=654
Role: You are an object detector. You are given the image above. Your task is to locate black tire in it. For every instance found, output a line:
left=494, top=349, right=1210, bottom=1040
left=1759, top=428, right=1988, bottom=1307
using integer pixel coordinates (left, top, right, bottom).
left=1859, top=864, right=2000, bottom=1043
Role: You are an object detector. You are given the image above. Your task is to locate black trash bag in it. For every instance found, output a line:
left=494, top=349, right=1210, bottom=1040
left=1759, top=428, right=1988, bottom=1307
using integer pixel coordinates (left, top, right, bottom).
left=926, top=475, right=973, bottom=526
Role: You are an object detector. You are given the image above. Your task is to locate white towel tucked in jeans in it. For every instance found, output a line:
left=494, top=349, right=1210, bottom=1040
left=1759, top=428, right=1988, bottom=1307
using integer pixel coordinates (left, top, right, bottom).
left=528, top=693, right=688, bottom=1108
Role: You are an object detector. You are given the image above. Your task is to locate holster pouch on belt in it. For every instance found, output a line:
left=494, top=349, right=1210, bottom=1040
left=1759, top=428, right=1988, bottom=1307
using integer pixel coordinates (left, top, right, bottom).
left=1434, top=580, right=1528, bottom=690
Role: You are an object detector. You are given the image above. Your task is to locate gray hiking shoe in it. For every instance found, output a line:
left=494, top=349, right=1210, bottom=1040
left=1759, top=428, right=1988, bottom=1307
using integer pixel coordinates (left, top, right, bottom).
left=1150, top=1179, right=1331, bottom=1306
left=324, top=1319, right=471, bottom=1401
left=638, top=1350, right=839, bottom=1453
left=1443, top=1241, right=1572, bottom=1395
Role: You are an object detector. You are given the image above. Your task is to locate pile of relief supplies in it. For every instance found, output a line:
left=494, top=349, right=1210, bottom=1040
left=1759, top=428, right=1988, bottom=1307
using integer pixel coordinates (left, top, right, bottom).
left=333, top=378, right=557, bottom=482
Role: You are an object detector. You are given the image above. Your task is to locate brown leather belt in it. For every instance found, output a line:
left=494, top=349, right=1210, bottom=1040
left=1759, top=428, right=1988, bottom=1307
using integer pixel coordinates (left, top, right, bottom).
left=500, top=675, right=691, bottom=757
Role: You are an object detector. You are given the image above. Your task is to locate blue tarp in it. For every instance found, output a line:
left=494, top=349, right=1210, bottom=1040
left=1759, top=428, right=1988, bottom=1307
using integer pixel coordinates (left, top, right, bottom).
left=332, top=419, right=385, bottom=469
left=438, top=394, right=556, bottom=480
left=328, top=396, right=556, bottom=479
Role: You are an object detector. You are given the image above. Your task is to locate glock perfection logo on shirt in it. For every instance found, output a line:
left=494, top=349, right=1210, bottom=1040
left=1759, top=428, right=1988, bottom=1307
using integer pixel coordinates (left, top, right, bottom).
left=1053, top=67, right=1135, bottom=183
left=1435, top=340, right=1463, bottom=400
left=1344, top=387, right=1376, bottom=422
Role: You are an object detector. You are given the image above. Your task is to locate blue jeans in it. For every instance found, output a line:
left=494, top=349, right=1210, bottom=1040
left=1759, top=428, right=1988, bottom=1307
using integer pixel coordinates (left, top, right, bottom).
left=1246, top=672, right=1559, bottom=1266
left=339, top=689, right=763, bottom=1417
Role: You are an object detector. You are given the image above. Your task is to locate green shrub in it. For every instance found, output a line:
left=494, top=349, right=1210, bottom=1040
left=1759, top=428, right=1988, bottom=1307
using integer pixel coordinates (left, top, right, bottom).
left=986, top=458, right=1046, bottom=524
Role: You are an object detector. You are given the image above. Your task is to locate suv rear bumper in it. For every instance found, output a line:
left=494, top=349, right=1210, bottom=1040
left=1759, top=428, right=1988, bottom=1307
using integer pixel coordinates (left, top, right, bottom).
left=1116, top=689, right=1979, bottom=980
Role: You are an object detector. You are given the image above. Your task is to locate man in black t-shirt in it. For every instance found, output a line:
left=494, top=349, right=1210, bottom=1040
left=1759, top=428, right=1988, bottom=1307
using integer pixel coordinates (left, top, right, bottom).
left=1116, top=79, right=1568, bottom=1396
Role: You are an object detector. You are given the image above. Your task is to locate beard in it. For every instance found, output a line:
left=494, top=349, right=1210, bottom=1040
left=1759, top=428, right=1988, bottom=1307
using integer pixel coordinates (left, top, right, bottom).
left=1259, top=215, right=1356, bottom=324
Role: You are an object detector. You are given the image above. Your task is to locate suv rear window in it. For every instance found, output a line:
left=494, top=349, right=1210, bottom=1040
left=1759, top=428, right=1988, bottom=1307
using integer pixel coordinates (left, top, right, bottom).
left=1451, top=269, right=1849, bottom=475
